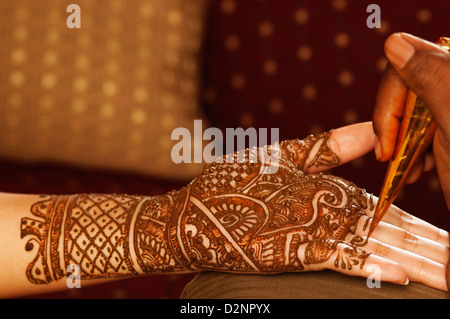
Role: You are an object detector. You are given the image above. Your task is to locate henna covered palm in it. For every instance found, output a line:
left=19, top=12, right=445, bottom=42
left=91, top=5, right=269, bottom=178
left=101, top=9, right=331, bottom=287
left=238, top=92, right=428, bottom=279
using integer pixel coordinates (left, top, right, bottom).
left=21, top=122, right=449, bottom=291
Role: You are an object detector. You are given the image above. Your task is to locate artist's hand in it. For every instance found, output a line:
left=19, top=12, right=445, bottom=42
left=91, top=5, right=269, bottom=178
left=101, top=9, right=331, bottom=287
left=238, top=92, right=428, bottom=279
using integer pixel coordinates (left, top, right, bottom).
left=373, top=33, right=450, bottom=200
left=372, top=32, right=450, bottom=290
left=177, top=122, right=449, bottom=291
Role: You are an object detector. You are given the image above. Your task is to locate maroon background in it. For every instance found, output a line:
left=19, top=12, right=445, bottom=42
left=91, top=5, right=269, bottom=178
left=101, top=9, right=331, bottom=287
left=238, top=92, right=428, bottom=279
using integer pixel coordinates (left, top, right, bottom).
left=1, top=0, right=449, bottom=298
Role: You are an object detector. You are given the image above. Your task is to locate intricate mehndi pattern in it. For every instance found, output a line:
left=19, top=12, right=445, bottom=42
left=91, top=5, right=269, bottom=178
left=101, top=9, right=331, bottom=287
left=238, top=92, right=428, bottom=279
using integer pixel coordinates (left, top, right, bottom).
left=21, top=132, right=372, bottom=284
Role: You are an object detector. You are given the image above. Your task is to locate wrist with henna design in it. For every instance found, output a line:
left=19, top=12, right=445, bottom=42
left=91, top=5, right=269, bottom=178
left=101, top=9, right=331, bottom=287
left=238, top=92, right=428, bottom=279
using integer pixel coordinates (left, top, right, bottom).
left=21, top=131, right=373, bottom=284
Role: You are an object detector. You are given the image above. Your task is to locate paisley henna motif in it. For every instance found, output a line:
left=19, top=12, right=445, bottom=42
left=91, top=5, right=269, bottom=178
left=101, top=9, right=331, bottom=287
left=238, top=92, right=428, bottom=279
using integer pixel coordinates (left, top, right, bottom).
left=21, top=132, right=371, bottom=284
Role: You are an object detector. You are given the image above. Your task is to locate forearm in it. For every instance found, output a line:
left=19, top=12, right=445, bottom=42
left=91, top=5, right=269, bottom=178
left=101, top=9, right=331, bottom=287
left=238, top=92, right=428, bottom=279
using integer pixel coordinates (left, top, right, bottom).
left=0, top=190, right=192, bottom=298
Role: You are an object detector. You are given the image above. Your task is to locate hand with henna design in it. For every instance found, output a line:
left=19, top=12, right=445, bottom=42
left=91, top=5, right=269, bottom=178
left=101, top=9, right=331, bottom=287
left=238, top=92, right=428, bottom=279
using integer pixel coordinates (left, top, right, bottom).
left=0, top=122, right=448, bottom=298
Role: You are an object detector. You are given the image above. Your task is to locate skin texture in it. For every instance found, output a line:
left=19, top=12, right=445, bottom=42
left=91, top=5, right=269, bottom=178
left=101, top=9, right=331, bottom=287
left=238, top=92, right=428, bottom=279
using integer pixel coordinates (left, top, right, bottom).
left=372, top=33, right=450, bottom=291
left=16, top=122, right=449, bottom=296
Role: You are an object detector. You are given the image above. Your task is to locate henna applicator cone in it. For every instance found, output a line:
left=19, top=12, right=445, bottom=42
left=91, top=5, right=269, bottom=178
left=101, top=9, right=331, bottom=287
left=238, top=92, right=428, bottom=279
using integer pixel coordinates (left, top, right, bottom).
left=367, top=37, right=450, bottom=239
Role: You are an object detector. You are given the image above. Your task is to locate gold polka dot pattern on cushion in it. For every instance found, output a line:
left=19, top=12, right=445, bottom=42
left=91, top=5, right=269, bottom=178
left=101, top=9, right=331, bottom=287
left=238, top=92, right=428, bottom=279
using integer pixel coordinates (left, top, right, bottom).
left=0, top=0, right=207, bottom=180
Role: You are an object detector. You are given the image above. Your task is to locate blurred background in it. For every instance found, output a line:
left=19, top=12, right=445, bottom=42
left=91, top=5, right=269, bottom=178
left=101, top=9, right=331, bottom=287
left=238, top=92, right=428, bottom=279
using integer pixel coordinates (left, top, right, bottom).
left=0, top=0, right=449, bottom=298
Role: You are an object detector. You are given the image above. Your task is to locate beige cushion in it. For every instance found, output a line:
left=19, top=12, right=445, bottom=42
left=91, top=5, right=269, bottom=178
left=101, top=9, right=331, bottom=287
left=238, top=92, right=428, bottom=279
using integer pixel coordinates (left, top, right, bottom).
left=181, top=271, right=449, bottom=299
left=0, top=0, right=206, bottom=179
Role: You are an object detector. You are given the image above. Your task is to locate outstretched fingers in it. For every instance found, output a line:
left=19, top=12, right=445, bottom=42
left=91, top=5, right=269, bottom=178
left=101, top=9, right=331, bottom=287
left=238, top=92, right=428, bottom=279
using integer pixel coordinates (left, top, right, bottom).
left=369, top=221, right=448, bottom=265
left=364, top=199, right=449, bottom=247
left=364, top=237, right=448, bottom=291
left=303, top=242, right=409, bottom=286
left=313, top=234, right=447, bottom=290
left=351, top=201, right=449, bottom=291
left=383, top=207, right=449, bottom=247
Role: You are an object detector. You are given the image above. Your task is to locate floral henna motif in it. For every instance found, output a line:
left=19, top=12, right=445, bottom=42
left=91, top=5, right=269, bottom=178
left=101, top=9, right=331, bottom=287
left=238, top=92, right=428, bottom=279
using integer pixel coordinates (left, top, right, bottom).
left=21, top=132, right=372, bottom=284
